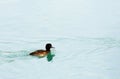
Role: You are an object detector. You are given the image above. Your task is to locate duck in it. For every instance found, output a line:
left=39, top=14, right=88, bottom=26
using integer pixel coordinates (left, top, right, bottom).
left=29, top=43, right=54, bottom=58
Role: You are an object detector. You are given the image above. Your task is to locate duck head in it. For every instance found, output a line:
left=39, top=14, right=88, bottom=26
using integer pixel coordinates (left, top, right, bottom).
left=45, top=43, right=54, bottom=51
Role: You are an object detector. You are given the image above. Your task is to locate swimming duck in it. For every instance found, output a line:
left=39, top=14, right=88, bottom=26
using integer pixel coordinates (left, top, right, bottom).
left=29, top=43, right=54, bottom=58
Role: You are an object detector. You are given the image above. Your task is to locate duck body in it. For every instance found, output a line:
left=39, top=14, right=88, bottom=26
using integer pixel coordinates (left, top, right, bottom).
left=29, top=43, right=54, bottom=58
left=30, top=50, right=49, bottom=57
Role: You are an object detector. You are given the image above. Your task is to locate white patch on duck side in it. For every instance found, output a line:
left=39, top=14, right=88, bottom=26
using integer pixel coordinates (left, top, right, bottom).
left=38, top=52, right=47, bottom=57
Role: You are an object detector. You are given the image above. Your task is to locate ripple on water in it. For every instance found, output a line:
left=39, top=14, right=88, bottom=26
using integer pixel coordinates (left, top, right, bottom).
left=0, top=37, right=120, bottom=64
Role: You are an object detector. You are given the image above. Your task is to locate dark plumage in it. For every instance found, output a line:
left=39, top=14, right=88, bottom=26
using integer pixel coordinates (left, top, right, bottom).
left=29, top=43, right=54, bottom=57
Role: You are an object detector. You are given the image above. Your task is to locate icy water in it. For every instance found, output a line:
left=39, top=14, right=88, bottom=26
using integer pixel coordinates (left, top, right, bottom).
left=0, top=0, right=120, bottom=79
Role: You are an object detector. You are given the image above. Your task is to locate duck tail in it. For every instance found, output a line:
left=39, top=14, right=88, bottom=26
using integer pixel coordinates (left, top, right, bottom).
left=29, top=52, right=34, bottom=55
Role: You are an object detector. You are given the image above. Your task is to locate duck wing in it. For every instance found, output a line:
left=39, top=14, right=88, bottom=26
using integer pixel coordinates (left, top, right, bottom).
left=29, top=50, right=45, bottom=55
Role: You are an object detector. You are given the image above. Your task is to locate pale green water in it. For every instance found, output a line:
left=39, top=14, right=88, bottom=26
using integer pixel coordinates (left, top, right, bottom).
left=0, top=0, right=120, bottom=79
left=0, top=37, right=120, bottom=79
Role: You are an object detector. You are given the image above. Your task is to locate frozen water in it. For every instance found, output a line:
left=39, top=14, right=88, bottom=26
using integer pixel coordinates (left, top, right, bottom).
left=0, top=0, right=120, bottom=79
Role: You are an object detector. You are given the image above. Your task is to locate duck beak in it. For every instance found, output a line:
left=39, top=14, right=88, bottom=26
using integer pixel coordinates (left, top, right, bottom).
left=52, top=47, right=55, bottom=48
